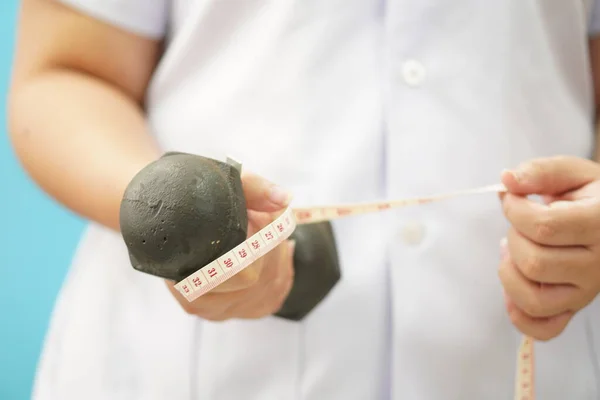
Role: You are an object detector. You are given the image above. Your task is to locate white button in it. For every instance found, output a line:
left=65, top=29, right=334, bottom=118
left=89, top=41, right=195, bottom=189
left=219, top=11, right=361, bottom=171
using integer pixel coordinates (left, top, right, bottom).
left=402, top=59, right=426, bottom=87
left=400, top=221, right=426, bottom=246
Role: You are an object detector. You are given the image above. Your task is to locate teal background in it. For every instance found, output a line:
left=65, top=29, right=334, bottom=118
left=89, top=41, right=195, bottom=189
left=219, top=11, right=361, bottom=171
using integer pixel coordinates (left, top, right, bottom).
left=0, top=2, right=85, bottom=399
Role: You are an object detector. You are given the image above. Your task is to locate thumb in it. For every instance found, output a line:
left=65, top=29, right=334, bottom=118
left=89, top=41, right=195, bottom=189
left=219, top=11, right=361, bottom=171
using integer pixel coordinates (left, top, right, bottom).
left=501, top=156, right=600, bottom=196
left=241, top=172, right=292, bottom=212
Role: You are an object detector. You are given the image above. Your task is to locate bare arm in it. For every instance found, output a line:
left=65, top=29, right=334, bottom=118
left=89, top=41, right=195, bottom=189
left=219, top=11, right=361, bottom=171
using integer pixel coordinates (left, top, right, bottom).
left=589, top=38, right=600, bottom=161
left=8, top=0, right=163, bottom=231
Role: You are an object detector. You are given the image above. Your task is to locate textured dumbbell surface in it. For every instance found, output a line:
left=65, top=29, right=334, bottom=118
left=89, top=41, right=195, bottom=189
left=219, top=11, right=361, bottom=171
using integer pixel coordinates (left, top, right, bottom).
left=119, top=152, right=341, bottom=320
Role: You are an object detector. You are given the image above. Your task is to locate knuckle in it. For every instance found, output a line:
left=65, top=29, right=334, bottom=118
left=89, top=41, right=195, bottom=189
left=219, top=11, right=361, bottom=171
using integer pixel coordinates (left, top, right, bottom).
left=243, top=308, right=271, bottom=319
left=514, top=284, right=547, bottom=317
left=275, top=291, right=292, bottom=313
left=202, top=314, right=229, bottom=322
left=267, top=301, right=283, bottom=316
left=235, top=268, right=260, bottom=288
left=182, top=300, right=231, bottom=321
left=580, top=291, right=596, bottom=309
left=270, top=294, right=289, bottom=314
left=178, top=298, right=202, bottom=315
left=532, top=326, right=561, bottom=342
left=199, top=307, right=231, bottom=321
left=507, top=306, right=525, bottom=329
left=269, top=305, right=284, bottom=316
left=533, top=334, right=553, bottom=342
left=497, top=262, right=509, bottom=283
left=521, top=294, right=546, bottom=318
left=519, top=253, right=546, bottom=281
left=532, top=212, right=558, bottom=242
left=525, top=160, right=548, bottom=181
left=181, top=304, right=196, bottom=315
left=508, top=311, right=541, bottom=339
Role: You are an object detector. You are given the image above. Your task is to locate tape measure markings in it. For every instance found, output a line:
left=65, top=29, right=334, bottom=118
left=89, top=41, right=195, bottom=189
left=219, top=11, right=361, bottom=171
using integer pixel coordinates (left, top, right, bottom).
left=173, top=182, right=535, bottom=400
left=175, top=208, right=296, bottom=302
left=175, top=183, right=506, bottom=298
left=515, top=336, right=535, bottom=400
left=292, top=183, right=506, bottom=224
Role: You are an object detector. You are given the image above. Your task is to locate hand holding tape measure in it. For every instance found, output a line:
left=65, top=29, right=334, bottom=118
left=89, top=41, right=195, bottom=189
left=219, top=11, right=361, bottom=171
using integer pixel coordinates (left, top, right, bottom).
left=119, top=152, right=600, bottom=400
left=167, top=170, right=298, bottom=321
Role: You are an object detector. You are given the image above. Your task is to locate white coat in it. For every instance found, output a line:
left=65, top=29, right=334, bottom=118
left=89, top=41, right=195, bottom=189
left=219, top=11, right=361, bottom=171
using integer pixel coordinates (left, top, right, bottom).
left=33, top=1, right=600, bottom=399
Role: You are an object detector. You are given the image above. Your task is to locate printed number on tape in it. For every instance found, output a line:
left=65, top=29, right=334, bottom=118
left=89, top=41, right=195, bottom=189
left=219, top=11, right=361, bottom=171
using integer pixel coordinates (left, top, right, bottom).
left=173, top=183, right=534, bottom=400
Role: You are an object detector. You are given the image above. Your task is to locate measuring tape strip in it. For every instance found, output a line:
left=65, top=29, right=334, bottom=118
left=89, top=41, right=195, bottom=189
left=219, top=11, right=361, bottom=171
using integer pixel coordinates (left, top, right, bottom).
left=174, top=207, right=298, bottom=301
left=516, top=336, right=535, bottom=400
left=172, top=182, right=534, bottom=400
left=173, top=183, right=506, bottom=299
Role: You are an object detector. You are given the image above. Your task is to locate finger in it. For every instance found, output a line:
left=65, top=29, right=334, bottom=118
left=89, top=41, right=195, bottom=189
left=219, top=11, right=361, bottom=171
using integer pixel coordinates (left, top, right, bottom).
left=237, top=240, right=296, bottom=319
left=501, top=192, right=600, bottom=246
left=164, top=280, right=236, bottom=318
left=506, top=228, right=594, bottom=285
left=242, top=172, right=292, bottom=212
left=552, top=180, right=600, bottom=202
left=208, top=262, right=264, bottom=293
left=190, top=290, right=248, bottom=319
left=247, top=209, right=280, bottom=236
left=501, top=156, right=600, bottom=196
left=498, top=249, right=580, bottom=318
left=184, top=279, right=269, bottom=319
left=165, top=277, right=239, bottom=316
left=165, top=280, right=196, bottom=314
left=499, top=190, right=554, bottom=205
left=504, top=292, right=573, bottom=341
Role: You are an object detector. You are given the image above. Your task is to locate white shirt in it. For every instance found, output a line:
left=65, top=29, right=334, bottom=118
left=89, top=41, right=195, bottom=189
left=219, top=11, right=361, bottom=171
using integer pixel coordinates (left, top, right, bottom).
left=34, top=1, right=600, bottom=399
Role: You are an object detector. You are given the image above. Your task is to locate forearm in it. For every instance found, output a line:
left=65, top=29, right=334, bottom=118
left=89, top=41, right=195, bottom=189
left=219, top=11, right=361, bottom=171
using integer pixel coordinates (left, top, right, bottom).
left=595, top=120, right=600, bottom=162
left=8, top=68, right=161, bottom=231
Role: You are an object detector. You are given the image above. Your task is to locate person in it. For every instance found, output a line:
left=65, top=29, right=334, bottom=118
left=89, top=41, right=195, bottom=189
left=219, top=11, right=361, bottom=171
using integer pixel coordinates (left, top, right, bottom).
left=8, top=0, right=600, bottom=398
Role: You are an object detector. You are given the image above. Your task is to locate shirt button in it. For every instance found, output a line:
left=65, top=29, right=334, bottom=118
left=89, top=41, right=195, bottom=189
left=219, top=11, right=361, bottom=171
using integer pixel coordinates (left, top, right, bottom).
left=402, top=59, right=426, bottom=87
left=400, top=221, right=426, bottom=246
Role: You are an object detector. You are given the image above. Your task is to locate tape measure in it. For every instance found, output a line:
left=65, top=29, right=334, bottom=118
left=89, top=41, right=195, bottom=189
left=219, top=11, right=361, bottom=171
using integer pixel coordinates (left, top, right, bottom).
left=173, top=182, right=535, bottom=400
left=516, top=336, right=535, bottom=400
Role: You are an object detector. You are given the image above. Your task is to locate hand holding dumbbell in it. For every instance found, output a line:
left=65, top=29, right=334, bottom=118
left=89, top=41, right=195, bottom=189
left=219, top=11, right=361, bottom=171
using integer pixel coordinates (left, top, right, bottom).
left=119, top=152, right=340, bottom=321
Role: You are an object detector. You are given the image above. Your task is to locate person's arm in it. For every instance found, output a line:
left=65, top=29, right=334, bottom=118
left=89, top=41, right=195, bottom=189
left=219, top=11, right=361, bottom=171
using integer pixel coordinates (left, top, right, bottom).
left=8, top=0, right=163, bottom=231
left=590, top=38, right=600, bottom=162
left=589, top=0, right=600, bottom=161
left=9, top=0, right=296, bottom=320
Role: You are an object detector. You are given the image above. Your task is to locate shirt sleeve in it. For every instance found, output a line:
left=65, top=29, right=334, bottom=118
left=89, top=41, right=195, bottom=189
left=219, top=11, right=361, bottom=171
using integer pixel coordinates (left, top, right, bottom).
left=57, top=0, right=169, bottom=39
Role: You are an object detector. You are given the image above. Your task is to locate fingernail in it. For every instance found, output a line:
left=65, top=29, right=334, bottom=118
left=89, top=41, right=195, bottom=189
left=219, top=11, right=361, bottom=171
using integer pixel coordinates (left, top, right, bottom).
left=269, top=185, right=292, bottom=206
left=502, top=168, right=521, bottom=183
left=513, top=165, right=529, bottom=183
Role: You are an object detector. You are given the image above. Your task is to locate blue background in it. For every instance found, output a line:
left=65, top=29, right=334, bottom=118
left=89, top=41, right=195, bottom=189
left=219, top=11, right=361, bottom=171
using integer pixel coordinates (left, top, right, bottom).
left=0, top=2, right=85, bottom=399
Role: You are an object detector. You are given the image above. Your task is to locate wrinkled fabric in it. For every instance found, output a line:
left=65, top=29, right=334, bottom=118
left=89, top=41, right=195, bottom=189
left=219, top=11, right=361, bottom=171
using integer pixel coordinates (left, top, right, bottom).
left=34, top=1, right=600, bottom=399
